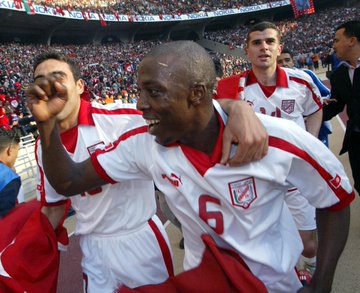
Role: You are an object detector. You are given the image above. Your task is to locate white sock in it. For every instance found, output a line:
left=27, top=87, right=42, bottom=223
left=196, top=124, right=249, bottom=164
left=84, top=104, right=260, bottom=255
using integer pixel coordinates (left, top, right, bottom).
left=301, top=255, right=316, bottom=275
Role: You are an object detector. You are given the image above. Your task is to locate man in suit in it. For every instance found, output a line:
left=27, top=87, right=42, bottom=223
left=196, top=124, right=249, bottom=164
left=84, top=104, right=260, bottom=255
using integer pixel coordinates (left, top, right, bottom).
left=323, top=20, right=360, bottom=194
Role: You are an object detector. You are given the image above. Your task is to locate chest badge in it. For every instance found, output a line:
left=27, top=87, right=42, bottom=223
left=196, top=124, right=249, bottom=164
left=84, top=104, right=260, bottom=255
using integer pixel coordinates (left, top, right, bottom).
left=281, top=99, right=295, bottom=114
left=228, top=177, right=257, bottom=209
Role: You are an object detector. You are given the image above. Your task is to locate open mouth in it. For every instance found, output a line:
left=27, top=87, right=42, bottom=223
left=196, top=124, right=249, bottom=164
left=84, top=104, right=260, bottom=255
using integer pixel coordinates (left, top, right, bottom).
left=145, top=119, right=160, bottom=133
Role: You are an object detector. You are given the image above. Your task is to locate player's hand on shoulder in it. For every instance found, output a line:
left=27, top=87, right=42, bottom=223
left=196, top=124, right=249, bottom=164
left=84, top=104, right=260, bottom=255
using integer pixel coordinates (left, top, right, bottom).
left=221, top=100, right=268, bottom=166
left=322, top=98, right=337, bottom=105
left=26, top=77, right=68, bottom=122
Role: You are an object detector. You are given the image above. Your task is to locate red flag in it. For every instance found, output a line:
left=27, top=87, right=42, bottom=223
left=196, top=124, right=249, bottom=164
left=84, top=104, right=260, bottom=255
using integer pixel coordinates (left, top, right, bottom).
left=111, top=9, right=120, bottom=21
left=0, top=200, right=60, bottom=293
left=98, top=13, right=107, bottom=27
left=55, top=6, right=65, bottom=16
left=116, top=235, right=267, bottom=293
left=81, top=10, right=88, bottom=21
left=290, top=0, right=315, bottom=18
left=13, top=0, right=23, bottom=9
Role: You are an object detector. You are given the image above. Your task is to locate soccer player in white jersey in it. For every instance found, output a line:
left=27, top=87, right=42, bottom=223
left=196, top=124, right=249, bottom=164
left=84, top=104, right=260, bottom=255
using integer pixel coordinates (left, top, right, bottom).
left=215, top=21, right=324, bottom=278
left=32, top=52, right=174, bottom=293
left=27, top=41, right=354, bottom=293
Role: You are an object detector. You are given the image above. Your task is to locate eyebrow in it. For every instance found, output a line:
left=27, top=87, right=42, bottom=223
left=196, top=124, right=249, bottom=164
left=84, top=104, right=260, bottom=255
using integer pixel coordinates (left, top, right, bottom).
left=34, top=70, right=66, bottom=81
left=252, top=37, right=277, bottom=43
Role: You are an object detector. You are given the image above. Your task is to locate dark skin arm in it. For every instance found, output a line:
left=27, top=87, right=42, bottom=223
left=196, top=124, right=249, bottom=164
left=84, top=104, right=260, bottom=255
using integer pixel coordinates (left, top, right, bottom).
left=218, top=99, right=269, bottom=165
left=297, top=206, right=350, bottom=293
left=26, top=77, right=105, bottom=196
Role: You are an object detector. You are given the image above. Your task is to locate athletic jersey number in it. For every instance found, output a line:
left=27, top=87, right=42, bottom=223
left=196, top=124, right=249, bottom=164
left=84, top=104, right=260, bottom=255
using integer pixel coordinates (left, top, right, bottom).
left=198, top=195, right=224, bottom=234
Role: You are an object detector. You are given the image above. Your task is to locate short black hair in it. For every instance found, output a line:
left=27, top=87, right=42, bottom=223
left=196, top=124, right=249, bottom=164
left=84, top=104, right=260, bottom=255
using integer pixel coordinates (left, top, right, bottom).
left=0, top=127, right=20, bottom=152
left=336, top=20, right=360, bottom=42
left=33, top=51, right=81, bottom=81
left=246, top=21, right=281, bottom=45
left=281, top=48, right=294, bottom=58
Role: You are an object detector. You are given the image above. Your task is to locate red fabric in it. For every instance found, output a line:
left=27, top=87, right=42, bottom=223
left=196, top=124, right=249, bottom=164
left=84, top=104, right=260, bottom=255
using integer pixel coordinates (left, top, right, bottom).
left=0, top=200, right=60, bottom=293
left=214, top=74, right=242, bottom=100
left=117, top=235, right=267, bottom=293
left=0, top=114, right=9, bottom=126
left=98, top=13, right=107, bottom=27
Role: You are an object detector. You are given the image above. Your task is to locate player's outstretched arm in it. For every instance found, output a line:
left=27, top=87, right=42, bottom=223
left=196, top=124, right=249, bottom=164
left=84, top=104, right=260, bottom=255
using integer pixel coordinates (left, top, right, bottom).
left=297, top=206, right=350, bottom=293
left=218, top=99, right=268, bottom=165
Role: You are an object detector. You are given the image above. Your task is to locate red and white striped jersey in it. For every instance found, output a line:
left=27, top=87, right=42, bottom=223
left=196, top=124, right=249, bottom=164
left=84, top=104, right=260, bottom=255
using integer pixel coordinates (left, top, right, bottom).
left=215, top=66, right=322, bottom=129
left=36, top=100, right=157, bottom=235
left=92, top=100, right=354, bottom=292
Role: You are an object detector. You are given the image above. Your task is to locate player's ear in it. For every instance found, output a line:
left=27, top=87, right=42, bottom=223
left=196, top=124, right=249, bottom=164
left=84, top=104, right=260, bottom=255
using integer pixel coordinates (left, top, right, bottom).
left=189, top=83, right=206, bottom=106
left=76, top=79, right=85, bottom=95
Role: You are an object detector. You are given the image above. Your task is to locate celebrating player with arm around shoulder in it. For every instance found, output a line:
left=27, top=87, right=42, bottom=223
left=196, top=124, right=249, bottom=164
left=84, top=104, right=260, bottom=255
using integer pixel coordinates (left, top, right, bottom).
left=27, top=41, right=354, bottom=293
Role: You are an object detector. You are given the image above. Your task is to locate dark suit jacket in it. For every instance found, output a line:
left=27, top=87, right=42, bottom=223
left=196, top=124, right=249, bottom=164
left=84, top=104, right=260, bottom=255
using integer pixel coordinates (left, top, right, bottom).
left=323, top=64, right=360, bottom=154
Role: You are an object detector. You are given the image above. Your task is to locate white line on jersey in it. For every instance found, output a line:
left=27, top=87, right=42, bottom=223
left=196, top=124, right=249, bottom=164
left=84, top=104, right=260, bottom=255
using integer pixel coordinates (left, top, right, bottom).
left=336, top=115, right=346, bottom=132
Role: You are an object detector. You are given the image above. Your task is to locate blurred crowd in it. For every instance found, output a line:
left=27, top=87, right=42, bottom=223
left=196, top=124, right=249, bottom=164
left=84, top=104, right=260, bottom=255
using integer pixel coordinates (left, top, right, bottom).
left=33, top=0, right=272, bottom=15
left=205, top=6, right=360, bottom=65
left=1, top=4, right=359, bottom=132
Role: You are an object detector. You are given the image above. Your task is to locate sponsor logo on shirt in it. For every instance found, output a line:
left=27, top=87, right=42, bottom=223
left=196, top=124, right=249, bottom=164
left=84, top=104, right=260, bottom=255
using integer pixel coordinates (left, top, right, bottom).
left=87, top=141, right=105, bottom=155
left=228, top=177, right=257, bottom=209
left=281, top=99, right=295, bottom=114
left=162, top=173, right=182, bottom=187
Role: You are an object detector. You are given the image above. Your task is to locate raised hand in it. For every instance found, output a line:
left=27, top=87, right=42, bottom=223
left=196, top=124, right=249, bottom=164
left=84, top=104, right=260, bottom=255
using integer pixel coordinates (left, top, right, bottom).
left=26, top=76, right=68, bottom=123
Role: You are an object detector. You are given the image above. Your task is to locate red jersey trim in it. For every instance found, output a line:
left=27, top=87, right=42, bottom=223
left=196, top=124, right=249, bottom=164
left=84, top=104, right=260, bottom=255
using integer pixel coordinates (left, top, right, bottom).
left=289, top=76, right=323, bottom=109
left=148, top=218, right=174, bottom=277
left=180, top=112, right=224, bottom=177
left=269, top=136, right=355, bottom=211
left=91, top=125, right=149, bottom=184
left=247, top=66, right=288, bottom=88
left=61, top=100, right=143, bottom=153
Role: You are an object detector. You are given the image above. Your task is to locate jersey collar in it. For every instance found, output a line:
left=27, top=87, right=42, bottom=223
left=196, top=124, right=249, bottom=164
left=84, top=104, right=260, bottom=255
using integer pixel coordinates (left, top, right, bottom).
left=77, top=98, right=95, bottom=126
left=60, top=99, right=95, bottom=153
left=247, top=65, right=289, bottom=88
left=173, top=103, right=225, bottom=176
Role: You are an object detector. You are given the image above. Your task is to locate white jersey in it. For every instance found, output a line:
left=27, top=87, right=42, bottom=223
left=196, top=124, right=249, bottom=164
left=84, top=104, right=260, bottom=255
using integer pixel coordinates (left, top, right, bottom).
left=36, top=100, right=157, bottom=235
left=218, top=66, right=323, bottom=231
left=36, top=100, right=173, bottom=291
left=220, top=66, right=322, bottom=129
left=92, top=100, right=354, bottom=292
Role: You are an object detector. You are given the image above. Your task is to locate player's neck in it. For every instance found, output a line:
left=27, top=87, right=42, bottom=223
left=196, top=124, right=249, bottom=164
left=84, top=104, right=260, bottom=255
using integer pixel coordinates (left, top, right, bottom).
left=180, top=111, right=219, bottom=156
left=253, top=65, right=277, bottom=86
left=58, top=106, right=80, bottom=133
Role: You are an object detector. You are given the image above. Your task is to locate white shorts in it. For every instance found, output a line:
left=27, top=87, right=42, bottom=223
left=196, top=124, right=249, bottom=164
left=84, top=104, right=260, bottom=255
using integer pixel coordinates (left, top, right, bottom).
left=285, top=188, right=316, bottom=231
left=81, top=215, right=173, bottom=293
left=266, top=268, right=302, bottom=293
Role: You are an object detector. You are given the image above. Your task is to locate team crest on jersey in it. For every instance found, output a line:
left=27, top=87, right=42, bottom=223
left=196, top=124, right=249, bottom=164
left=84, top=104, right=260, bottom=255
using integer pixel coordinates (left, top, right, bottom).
left=281, top=99, right=295, bottom=114
left=228, top=177, right=257, bottom=209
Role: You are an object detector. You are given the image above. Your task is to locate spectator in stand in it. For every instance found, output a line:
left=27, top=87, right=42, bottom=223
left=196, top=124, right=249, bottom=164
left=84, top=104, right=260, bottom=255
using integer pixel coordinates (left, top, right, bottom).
left=0, top=107, right=9, bottom=127
left=0, top=127, right=21, bottom=218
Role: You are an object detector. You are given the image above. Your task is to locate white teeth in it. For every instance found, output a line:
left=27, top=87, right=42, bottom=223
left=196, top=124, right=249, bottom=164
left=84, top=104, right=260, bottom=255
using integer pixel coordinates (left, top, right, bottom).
left=146, top=119, right=160, bottom=126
